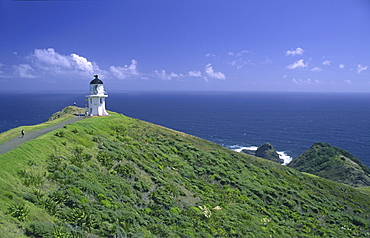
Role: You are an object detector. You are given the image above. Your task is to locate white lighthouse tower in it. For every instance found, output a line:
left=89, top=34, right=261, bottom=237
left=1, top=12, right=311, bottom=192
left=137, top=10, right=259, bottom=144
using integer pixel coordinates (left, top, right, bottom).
left=86, top=75, right=108, bottom=116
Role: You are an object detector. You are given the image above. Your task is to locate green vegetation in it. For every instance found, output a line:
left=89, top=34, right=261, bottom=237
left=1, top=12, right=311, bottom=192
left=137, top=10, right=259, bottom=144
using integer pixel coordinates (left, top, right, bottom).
left=0, top=106, right=85, bottom=144
left=288, top=142, right=370, bottom=187
left=0, top=110, right=369, bottom=237
left=356, top=186, right=370, bottom=196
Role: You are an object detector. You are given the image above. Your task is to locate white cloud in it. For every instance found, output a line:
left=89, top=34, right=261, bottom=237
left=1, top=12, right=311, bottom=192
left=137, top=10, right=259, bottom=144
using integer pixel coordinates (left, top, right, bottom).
left=285, top=47, right=304, bottom=56
left=72, top=53, right=94, bottom=73
left=0, top=63, right=11, bottom=78
left=292, top=78, right=320, bottom=84
left=286, top=59, right=308, bottom=69
left=188, top=70, right=202, bottom=77
left=339, top=64, right=345, bottom=69
left=357, top=64, right=368, bottom=74
left=152, top=70, right=187, bottom=80
left=170, top=72, right=184, bottom=78
left=32, top=48, right=71, bottom=69
left=0, top=64, right=4, bottom=78
left=17, top=48, right=104, bottom=79
left=205, top=64, right=226, bottom=80
left=0, top=71, right=6, bottom=78
left=154, top=70, right=172, bottom=80
left=345, top=80, right=352, bottom=85
left=322, top=60, right=331, bottom=66
left=227, top=50, right=254, bottom=69
left=110, top=60, right=139, bottom=79
left=205, top=53, right=216, bottom=58
left=13, top=64, right=37, bottom=78
left=230, top=59, right=251, bottom=69
left=311, top=67, right=322, bottom=72
left=230, top=50, right=249, bottom=57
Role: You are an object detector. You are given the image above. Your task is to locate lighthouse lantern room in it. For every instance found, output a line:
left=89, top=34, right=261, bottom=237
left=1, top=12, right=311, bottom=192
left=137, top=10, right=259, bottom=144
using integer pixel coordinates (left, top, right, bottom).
left=86, top=75, right=108, bottom=116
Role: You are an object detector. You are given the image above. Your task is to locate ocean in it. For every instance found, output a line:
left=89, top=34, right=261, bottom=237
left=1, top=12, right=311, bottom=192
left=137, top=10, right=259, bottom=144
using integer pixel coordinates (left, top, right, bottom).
left=1, top=91, right=369, bottom=167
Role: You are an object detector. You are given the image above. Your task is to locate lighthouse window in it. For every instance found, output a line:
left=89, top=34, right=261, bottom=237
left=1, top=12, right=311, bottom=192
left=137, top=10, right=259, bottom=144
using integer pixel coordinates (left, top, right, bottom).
left=90, top=98, right=92, bottom=104
left=100, top=98, right=103, bottom=104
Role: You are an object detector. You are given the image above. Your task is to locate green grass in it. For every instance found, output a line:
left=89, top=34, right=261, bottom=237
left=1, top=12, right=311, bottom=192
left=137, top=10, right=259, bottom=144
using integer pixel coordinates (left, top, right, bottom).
left=356, top=186, right=370, bottom=196
left=288, top=142, right=370, bottom=187
left=0, top=106, right=85, bottom=144
left=0, top=109, right=369, bottom=237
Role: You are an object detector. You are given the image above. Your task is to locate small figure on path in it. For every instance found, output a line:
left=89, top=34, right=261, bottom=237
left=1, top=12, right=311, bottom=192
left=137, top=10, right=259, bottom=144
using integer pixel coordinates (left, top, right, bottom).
left=21, top=129, right=25, bottom=138
left=74, top=102, right=76, bottom=106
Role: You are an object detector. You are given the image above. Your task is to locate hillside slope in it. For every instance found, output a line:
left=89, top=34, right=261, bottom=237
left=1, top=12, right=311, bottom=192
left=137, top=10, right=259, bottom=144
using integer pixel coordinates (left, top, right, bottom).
left=0, top=111, right=369, bottom=237
left=288, top=142, right=370, bottom=187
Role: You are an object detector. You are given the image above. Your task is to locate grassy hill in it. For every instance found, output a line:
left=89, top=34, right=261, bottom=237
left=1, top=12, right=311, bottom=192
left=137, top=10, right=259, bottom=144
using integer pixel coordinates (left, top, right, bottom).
left=0, top=109, right=369, bottom=237
left=288, top=142, right=370, bottom=187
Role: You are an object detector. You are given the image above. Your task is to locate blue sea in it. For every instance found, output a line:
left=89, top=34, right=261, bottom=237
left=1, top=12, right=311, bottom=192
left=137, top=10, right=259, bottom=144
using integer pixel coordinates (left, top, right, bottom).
left=1, top=91, right=369, bottom=167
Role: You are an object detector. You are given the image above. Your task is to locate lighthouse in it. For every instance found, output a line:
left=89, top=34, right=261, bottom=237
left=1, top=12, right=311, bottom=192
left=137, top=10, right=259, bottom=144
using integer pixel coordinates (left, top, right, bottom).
left=86, top=75, right=108, bottom=116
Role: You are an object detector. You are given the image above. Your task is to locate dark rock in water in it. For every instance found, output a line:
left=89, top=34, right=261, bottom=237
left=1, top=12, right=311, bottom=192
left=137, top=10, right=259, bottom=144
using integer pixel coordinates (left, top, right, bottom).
left=255, top=143, right=283, bottom=164
left=288, top=142, right=370, bottom=187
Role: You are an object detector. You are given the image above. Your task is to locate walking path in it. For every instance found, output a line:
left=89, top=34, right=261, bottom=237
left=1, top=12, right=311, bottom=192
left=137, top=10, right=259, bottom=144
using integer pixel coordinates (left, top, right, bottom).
left=0, top=116, right=85, bottom=155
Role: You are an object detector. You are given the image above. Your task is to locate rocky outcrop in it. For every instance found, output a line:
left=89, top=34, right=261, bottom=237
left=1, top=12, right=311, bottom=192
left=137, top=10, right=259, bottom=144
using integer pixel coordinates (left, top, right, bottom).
left=288, top=142, right=370, bottom=187
left=241, top=143, right=283, bottom=164
left=255, top=143, right=283, bottom=164
left=48, top=106, right=86, bottom=121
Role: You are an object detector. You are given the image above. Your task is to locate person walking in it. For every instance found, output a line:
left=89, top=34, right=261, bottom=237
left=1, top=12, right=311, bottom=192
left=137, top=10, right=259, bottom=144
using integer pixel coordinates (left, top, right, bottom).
left=21, top=129, right=25, bottom=138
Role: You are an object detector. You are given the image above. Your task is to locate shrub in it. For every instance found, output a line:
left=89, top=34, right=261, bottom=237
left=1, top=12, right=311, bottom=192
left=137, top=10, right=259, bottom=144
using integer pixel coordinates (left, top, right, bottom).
left=22, top=192, right=38, bottom=204
left=18, top=170, right=44, bottom=187
left=4, top=192, right=14, bottom=200
left=54, top=130, right=65, bottom=137
left=111, top=125, right=127, bottom=135
left=25, top=221, right=54, bottom=238
left=134, top=180, right=151, bottom=192
left=97, top=152, right=114, bottom=169
left=85, top=129, right=94, bottom=135
left=41, top=198, right=59, bottom=215
left=115, top=163, right=136, bottom=177
left=7, top=203, right=29, bottom=221
left=151, top=187, right=175, bottom=208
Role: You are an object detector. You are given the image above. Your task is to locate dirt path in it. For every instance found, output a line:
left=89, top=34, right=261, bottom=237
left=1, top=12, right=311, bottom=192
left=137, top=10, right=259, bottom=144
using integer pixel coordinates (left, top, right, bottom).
left=0, top=116, right=85, bottom=155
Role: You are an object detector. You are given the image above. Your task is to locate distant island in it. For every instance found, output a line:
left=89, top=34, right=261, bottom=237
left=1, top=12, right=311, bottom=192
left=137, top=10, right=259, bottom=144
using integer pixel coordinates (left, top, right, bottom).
left=0, top=107, right=369, bottom=237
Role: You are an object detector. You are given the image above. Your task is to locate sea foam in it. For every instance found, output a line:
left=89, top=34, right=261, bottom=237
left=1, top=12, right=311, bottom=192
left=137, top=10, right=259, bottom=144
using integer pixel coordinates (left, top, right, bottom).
left=230, top=145, right=293, bottom=165
left=277, top=151, right=293, bottom=165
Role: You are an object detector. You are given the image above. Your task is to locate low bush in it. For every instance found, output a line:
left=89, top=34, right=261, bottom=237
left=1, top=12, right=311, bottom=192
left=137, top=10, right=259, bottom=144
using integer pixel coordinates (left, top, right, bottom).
left=25, top=221, right=54, bottom=238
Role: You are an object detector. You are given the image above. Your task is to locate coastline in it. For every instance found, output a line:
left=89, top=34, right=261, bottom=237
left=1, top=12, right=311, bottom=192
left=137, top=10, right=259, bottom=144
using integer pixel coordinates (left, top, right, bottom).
left=231, top=145, right=293, bottom=165
left=0, top=91, right=369, bottom=167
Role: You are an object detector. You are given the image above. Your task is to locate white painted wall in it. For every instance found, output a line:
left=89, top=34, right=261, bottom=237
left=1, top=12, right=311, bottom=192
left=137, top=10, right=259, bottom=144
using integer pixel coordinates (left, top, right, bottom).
left=86, top=84, right=108, bottom=116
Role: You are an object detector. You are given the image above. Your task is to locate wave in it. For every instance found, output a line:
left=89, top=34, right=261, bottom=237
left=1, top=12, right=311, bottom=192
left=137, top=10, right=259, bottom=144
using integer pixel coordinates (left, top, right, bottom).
left=276, top=151, right=293, bottom=165
left=228, top=145, right=293, bottom=165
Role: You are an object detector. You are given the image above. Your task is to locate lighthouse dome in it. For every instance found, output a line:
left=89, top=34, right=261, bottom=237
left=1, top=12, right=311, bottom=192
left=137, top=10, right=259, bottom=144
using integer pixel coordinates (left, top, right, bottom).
left=90, top=75, right=103, bottom=84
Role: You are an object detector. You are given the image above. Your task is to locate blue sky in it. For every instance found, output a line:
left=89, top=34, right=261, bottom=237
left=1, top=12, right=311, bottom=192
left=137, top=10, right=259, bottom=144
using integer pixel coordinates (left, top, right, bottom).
left=0, top=0, right=369, bottom=92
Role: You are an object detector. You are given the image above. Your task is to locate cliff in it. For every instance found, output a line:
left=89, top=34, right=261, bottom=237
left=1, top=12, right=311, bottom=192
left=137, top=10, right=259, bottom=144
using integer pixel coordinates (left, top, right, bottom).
left=288, top=142, right=370, bottom=187
left=0, top=110, right=369, bottom=237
